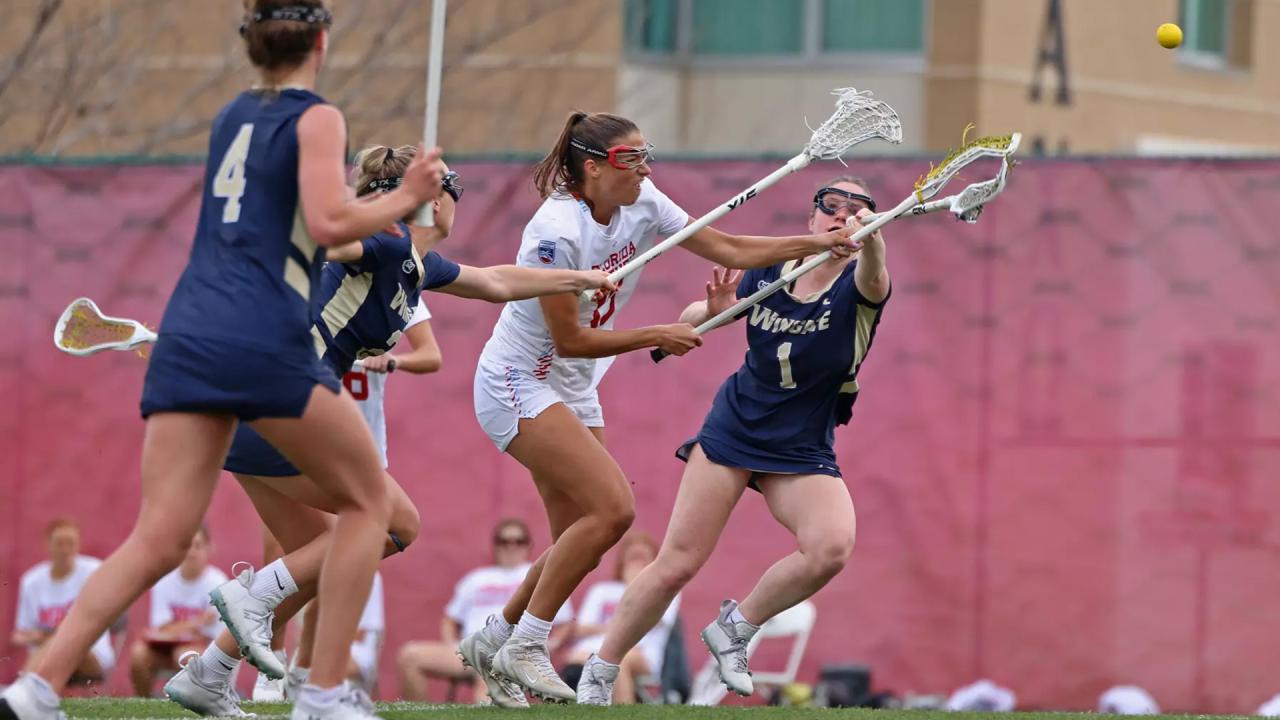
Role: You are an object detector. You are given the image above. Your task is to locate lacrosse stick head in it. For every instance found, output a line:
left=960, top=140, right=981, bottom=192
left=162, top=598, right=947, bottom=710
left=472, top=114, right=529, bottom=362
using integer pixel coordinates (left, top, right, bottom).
left=914, top=128, right=1020, bottom=203
left=54, top=297, right=156, bottom=356
left=946, top=133, right=1020, bottom=223
left=803, top=88, right=903, bottom=161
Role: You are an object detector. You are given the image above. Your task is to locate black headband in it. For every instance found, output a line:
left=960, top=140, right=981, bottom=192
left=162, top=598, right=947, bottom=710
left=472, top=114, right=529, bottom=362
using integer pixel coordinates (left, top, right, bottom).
left=568, top=138, right=609, bottom=159
left=361, top=171, right=463, bottom=203
left=240, top=5, right=333, bottom=36
left=364, top=177, right=402, bottom=194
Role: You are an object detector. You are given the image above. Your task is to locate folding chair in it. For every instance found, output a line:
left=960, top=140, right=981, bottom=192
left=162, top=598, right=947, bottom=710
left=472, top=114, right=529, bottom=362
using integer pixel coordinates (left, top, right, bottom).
left=688, top=600, right=816, bottom=706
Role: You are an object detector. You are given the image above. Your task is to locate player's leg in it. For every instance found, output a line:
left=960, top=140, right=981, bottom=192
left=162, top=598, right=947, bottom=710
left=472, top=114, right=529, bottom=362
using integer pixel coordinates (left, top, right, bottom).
left=1, top=413, right=233, bottom=720
left=491, top=408, right=629, bottom=702
left=739, top=473, right=856, bottom=623
left=396, top=642, right=470, bottom=701
left=579, top=445, right=746, bottom=704
left=250, top=386, right=390, bottom=697
left=129, top=641, right=168, bottom=696
left=612, top=649, right=651, bottom=705
left=460, top=485, right=577, bottom=709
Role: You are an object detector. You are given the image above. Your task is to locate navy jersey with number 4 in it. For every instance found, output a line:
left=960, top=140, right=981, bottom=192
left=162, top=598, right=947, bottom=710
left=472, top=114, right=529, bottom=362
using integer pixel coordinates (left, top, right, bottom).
left=312, top=222, right=461, bottom=374
left=691, top=260, right=889, bottom=478
left=140, top=88, right=342, bottom=420
left=160, top=88, right=327, bottom=357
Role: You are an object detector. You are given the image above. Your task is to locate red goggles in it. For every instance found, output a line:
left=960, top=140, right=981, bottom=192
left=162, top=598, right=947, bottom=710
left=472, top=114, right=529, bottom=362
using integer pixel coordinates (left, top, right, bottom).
left=569, top=138, right=656, bottom=170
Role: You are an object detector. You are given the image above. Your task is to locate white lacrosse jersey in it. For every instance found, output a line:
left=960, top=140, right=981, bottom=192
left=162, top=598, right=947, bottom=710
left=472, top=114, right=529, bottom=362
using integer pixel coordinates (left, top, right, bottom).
left=572, top=580, right=680, bottom=676
left=349, top=297, right=431, bottom=466
left=15, top=556, right=114, bottom=665
left=480, top=179, right=689, bottom=400
left=148, top=565, right=229, bottom=639
left=444, top=563, right=574, bottom=637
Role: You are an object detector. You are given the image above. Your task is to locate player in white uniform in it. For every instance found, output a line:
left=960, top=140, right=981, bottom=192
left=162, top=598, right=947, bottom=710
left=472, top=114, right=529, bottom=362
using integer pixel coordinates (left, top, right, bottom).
left=566, top=532, right=678, bottom=704
left=129, top=526, right=227, bottom=696
left=396, top=519, right=572, bottom=704
left=463, top=110, right=860, bottom=705
left=12, top=520, right=113, bottom=682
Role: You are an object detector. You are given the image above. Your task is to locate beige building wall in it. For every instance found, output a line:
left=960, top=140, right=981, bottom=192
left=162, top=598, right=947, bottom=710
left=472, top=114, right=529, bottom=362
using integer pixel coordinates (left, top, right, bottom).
left=927, top=0, right=1280, bottom=154
left=620, top=63, right=926, bottom=154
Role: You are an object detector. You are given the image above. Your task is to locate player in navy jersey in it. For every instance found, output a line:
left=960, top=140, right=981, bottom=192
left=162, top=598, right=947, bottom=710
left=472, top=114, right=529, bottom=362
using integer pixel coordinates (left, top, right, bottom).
left=0, top=5, right=448, bottom=720
left=162, top=144, right=614, bottom=717
left=576, top=176, right=887, bottom=705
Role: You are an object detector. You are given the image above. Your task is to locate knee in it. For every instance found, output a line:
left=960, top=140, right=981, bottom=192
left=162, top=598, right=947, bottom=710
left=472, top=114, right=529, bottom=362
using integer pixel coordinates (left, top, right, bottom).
left=593, top=491, right=635, bottom=546
left=130, top=526, right=194, bottom=573
left=651, top=551, right=701, bottom=593
left=389, top=501, right=421, bottom=551
left=803, top=532, right=855, bottom=579
left=129, top=641, right=151, bottom=668
left=397, top=642, right=425, bottom=670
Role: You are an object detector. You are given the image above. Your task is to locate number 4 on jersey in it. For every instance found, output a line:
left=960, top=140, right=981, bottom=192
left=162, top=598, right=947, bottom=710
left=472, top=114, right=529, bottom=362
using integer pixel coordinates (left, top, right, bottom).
left=213, top=123, right=254, bottom=223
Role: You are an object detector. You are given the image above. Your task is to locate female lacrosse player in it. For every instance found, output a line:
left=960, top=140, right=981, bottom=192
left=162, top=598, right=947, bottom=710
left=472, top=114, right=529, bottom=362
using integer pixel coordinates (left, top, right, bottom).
left=161, top=145, right=613, bottom=717
left=575, top=177, right=889, bottom=704
left=0, top=4, right=449, bottom=720
left=463, top=111, right=862, bottom=704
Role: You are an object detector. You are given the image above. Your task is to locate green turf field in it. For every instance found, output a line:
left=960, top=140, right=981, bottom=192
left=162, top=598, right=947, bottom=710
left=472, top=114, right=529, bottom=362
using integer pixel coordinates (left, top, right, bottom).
left=56, top=698, right=1248, bottom=720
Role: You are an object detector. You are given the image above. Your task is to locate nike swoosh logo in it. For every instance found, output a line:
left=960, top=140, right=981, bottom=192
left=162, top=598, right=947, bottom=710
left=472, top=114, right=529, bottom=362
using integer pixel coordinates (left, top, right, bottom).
left=515, top=665, right=542, bottom=686
left=273, top=571, right=284, bottom=591
left=219, top=661, right=234, bottom=671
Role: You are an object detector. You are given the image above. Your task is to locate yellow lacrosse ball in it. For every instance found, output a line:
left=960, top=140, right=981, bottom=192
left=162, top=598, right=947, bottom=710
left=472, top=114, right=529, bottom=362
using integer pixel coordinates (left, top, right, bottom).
left=1157, top=23, right=1183, bottom=49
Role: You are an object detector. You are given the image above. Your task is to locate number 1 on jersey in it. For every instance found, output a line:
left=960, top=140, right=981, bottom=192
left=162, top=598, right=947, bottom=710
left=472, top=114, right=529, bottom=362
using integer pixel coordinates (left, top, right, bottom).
left=213, top=123, right=254, bottom=223
left=777, top=342, right=796, bottom=389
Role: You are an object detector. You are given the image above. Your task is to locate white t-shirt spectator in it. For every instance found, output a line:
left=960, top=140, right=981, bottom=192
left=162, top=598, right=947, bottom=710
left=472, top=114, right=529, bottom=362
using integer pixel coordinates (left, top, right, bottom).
left=445, top=563, right=573, bottom=637
left=149, top=565, right=229, bottom=640
left=16, top=556, right=114, bottom=669
left=572, top=581, right=679, bottom=675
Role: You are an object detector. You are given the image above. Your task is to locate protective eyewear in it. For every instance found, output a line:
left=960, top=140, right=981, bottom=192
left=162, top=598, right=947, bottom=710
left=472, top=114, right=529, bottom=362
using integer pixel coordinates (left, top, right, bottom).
left=569, top=138, right=656, bottom=170
left=813, top=187, right=876, bottom=216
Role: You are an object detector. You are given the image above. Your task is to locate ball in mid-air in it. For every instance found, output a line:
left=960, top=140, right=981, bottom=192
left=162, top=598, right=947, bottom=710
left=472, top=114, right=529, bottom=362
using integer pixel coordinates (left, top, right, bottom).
left=1157, top=23, right=1183, bottom=49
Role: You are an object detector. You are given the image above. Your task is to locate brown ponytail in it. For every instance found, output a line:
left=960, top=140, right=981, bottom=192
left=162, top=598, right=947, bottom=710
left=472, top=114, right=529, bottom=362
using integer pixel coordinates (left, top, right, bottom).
left=532, top=111, right=640, bottom=199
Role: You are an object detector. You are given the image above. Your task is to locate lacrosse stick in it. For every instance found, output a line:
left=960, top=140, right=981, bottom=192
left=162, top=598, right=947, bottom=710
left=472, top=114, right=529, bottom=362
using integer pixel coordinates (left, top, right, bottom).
left=54, top=297, right=157, bottom=356
left=413, top=0, right=447, bottom=227
left=652, top=132, right=1020, bottom=362
left=54, top=298, right=391, bottom=370
left=578, top=87, right=902, bottom=303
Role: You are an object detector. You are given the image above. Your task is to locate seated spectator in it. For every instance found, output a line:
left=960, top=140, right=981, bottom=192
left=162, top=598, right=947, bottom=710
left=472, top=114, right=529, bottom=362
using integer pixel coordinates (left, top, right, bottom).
left=128, top=526, right=227, bottom=696
left=13, top=519, right=114, bottom=683
left=397, top=519, right=573, bottom=703
left=567, top=532, right=679, bottom=704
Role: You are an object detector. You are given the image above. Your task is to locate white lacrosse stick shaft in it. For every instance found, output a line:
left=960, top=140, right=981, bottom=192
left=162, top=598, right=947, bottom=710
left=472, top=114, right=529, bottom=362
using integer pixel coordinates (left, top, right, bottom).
left=414, top=0, right=447, bottom=227
left=578, top=88, right=901, bottom=303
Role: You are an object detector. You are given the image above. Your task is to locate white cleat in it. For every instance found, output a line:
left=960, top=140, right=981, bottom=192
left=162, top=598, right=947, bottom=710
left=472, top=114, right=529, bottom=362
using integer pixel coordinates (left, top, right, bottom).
left=701, top=599, right=757, bottom=697
left=251, top=674, right=285, bottom=703
left=210, top=564, right=284, bottom=680
left=0, top=675, right=66, bottom=720
left=457, top=619, right=527, bottom=708
left=575, top=654, right=619, bottom=706
left=291, top=684, right=381, bottom=720
left=491, top=638, right=575, bottom=703
left=283, top=666, right=310, bottom=701
left=164, top=652, right=254, bottom=717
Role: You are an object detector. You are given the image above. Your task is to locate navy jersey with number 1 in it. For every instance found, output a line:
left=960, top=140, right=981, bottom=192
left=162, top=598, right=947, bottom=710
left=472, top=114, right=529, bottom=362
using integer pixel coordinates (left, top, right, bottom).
left=141, top=88, right=341, bottom=420
left=683, top=260, right=889, bottom=480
